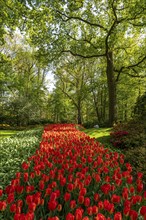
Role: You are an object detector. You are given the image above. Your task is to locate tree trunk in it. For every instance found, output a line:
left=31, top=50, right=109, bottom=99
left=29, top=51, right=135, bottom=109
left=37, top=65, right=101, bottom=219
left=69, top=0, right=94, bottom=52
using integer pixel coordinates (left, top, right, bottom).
left=106, top=51, right=117, bottom=126
left=103, top=86, right=107, bottom=122
left=92, top=90, right=101, bottom=124
left=124, top=102, right=128, bottom=121
left=77, top=100, right=82, bottom=124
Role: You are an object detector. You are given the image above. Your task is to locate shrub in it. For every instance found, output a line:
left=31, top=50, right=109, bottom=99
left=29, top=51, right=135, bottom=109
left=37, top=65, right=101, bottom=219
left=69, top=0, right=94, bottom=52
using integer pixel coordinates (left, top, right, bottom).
left=110, top=120, right=146, bottom=149
left=124, top=146, right=146, bottom=183
left=83, top=121, right=97, bottom=128
left=0, top=124, right=11, bottom=130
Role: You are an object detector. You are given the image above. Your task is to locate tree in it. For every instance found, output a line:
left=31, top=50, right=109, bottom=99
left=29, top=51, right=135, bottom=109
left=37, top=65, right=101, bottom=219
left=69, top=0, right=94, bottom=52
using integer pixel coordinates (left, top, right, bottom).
left=55, top=56, right=89, bottom=124
left=0, top=32, right=49, bottom=125
left=134, top=91, right=146, bottom=123
left=117, top=74, right=146, bottom=121
left=48, top=86, right=74, bottom=123
left=23, top=0, right=146, bottom=126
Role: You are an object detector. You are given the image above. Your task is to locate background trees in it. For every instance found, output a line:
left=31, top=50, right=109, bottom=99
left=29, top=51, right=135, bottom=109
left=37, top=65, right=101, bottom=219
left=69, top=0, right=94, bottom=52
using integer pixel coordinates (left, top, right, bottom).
left=0, top=32, right=49, bottom=126
left=0, top=0, right=146, bottom=126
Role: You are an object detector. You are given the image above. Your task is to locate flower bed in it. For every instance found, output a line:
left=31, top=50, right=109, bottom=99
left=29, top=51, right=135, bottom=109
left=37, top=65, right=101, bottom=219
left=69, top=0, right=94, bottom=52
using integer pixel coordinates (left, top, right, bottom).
left=0, top=124, right=146, bottom=220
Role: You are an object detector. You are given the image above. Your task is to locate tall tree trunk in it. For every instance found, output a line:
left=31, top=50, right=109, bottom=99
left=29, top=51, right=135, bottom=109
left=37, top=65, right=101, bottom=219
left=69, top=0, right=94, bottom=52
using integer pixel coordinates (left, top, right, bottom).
left=77, top=100, right=82, bottom=124
left=106, top=51, right=117, bottom=126
left=103, top=86, right=107, bottom=122
left=92, top=90, right=101, bottom=124
left=124, top=103, right=128, bottom=121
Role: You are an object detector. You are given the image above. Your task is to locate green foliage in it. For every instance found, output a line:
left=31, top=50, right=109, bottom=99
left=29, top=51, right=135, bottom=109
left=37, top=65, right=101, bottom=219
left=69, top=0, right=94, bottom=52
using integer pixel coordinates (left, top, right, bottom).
left=134, top=91, right=146, bottom=123
left=0, top=124, right=11, bottom=130
left=110, top=120, right=146, bottom=149
left=124, top=146, right=146, bottom=183
left=0, top=127, right=43, bottom=188
left=28, top=118, right=54, bottom=125
left=1, top=0, right=146, bottom=126
left=0, top=40, right=49, bottom=126
left=83, top=121, right=96, bottom=128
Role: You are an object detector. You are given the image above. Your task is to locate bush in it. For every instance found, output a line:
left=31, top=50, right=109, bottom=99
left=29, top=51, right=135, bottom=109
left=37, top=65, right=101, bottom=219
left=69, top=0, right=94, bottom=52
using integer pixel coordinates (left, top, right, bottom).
left=28, top=119, right=54, bottom=125
left=0, top=124, right=11, bottom=130
left=124, top=146, right=146, bottom=183
left=83, top=121, right=97, bottom=128
left=110, top=120, right=146, bottom=149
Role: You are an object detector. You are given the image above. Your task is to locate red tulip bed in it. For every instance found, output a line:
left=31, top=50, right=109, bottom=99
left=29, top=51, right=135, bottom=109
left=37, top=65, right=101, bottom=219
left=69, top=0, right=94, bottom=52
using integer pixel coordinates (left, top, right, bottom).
left=0, top=124, right=146, bottom=220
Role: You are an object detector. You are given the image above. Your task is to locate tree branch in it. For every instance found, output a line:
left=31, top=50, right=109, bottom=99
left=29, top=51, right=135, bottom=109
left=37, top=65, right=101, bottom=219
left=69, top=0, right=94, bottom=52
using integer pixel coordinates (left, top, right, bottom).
left=126, top=56, right=146, bottom=69
left=105, top=0, right=118, bottom=53
left=126, top=72, right=146, bottom=78
left=65, top=32, right=99, bottom=50
left=61, top=50, right=106, bottom=59
left=57, top=80, right=78, bottom=108
left=114, top=56, right=146, bottom=80
left=56, top=10, right=108, bottom=32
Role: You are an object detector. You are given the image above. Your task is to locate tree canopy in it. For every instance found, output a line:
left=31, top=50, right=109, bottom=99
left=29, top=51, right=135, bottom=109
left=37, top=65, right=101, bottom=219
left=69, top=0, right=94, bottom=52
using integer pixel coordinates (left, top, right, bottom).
left=0, top=0, right=146, bottom=126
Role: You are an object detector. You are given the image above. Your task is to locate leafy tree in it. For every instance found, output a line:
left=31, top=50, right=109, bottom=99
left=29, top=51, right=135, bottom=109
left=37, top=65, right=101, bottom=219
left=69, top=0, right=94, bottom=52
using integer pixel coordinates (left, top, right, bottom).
left=55, top=56, right=90, bottom=124
left=134, top=91, right=146, bottom=123
left=0, top=32, right=49, bottom=125
left=48, top=86, right=74, bottom=123
left=22, top=0, right=146, bottom=126
left=117, top=74, right=146, bottom=121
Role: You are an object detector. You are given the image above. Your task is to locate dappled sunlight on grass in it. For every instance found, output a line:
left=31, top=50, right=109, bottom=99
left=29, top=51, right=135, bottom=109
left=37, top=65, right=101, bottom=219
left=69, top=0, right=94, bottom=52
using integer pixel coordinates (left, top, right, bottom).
left=83, top=127, right=113, bottom=148
left=83, top=127, right=112, bottom=138
left=0, top=130, right=18, bottom=138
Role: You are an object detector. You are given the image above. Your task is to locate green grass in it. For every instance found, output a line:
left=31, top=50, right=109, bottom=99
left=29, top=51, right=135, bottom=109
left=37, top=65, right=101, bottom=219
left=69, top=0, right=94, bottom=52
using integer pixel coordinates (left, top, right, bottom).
left=0, top=130, right=19, bottom=138
left=83, top=127, right=113, bottom=145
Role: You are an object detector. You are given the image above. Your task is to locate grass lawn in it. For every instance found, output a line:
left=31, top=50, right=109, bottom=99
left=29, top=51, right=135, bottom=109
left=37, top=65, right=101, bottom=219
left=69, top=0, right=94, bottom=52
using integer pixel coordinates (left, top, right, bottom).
left=0, top=125, right=43, bottom=138
left=0, top=130, right=19, bottom=138
left=83, top=127, right=113, bottom=146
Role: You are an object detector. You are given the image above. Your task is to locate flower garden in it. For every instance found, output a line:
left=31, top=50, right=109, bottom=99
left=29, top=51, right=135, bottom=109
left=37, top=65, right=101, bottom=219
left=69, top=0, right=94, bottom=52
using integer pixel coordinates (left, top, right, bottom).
left=0, top=124, right=146, bottom=220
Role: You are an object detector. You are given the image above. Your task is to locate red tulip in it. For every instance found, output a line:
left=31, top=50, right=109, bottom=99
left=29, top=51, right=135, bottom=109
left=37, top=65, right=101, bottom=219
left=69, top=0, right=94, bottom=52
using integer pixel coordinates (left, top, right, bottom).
left=94, top=193, right=99, bottom=202
left=87, top=206, right=93, bottom=215
left=94, top=213, right=106, bottom=220
left=84, top=197, right=90, bottom=207
left=67, top=183, right=74, bottom=192
left=114, top=212, right=122, bottom=220
left=70, top=200, right=76, bottom=209
left=111, top=194, right=121, bottom=203
left=7, top=193, right=14, bottom=204
left=140, top=206, right=146, bottom=217
left=78, top=195, right=84, bottom=204
left=75, top=208, right=83, bottom=219
left=28, top=202, right=36, bottom=212
left=0, top=201, right=7, bottom=211
left=10, top=203, right=17, bottom=213
left=66, top=213, right=75, bottom=220
left=129, top=210, right=138, bottom=220
left=123, top=206, right=130, bottom=216
left=48, top=200, right=58, bottom=211
left=92, top=205, right=98, bottom=214
left=21, top=162, right=30, bottom=170
left=64, top=192, right=71, bottom=202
